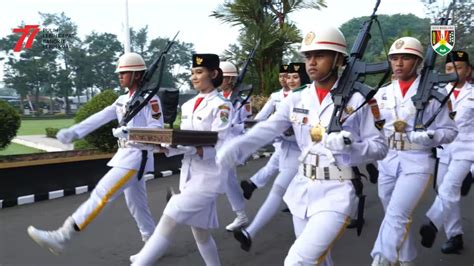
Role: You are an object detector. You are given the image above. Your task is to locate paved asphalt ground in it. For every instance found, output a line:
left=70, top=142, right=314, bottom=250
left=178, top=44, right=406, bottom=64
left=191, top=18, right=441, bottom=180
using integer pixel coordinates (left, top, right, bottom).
left=0, top=157, right=472, bottom=266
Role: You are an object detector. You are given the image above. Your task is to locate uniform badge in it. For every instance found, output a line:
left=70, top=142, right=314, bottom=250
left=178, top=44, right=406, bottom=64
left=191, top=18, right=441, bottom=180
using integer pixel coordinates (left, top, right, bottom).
left=368, top=99, right=381, bottom=120
left=220, top=111, right=229, bottom=123
left=310, top=124, right=325, bottom=143
left=150, top=100, right=160, bottom=113
left=393, top=120, right=408, bottom=133
left=344, top=106, right=354, bottom=115
left=245, top=103, right=251, bottom=113
left=218, top=104, right=231, bottom=111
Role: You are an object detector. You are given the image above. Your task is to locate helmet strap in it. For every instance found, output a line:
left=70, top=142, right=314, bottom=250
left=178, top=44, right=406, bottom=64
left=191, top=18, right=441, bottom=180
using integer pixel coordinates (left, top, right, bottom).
left=129, top=71, right=136, bottom=90
left=319, top=53, right=339, bottom=82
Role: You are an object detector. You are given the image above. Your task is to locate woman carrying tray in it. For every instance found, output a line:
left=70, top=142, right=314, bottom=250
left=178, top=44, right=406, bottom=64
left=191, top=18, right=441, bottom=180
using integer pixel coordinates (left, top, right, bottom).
left=130, top=53, right=233, bottom=266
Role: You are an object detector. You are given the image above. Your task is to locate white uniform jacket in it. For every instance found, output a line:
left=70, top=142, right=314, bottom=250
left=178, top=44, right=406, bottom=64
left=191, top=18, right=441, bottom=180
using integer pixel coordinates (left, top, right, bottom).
left=438, top=82, right=474, bottom=163
left=70, top=93, right=164, bottom=171
left=179, top=90, right=233, bottom=194
left=374, top=76, right=458, bottom=175
left=220, top=91, right=252, bottom=136
left=254, top=88, right=288, bottom=120
left=226, top=81, right=388, bottom=219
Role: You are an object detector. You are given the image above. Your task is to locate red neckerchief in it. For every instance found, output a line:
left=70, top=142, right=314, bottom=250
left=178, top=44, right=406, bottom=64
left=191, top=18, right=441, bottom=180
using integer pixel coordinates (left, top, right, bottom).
left=398, top=79, right=415, bottom=97
left=193, top=97, right=204, bottom=112
left=453, top=88, right=461, bottom=99
left=283, top=91, right=289, bottom=98
left=223, top=90, right=231, bottom=99
left=316, top=87, right=330, bottom=104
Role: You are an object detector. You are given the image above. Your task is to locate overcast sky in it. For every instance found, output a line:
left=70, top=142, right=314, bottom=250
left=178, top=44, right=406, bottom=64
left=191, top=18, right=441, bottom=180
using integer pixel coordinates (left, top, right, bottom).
left=1, top=0, right=428, bottom=82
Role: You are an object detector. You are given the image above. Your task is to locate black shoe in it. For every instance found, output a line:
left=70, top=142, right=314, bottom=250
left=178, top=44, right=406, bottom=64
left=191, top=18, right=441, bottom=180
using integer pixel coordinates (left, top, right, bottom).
left=441, top=234, right=463, bottom=254
left=166, top=187, right=176, bottom=202
left=281, top=207, right=290, bottom=213
left=233, top=228, right=252, bottom=252
left=347, top=218, right=364, bottom=229
left=240, top=180, right=257, bottom=200
left=420, top=221, right=438, bottom=248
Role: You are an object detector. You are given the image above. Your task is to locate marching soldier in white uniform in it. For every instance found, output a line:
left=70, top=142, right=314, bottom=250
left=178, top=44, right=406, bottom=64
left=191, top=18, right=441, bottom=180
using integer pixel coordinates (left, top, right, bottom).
left=240, top=64, right=290, bottom=199
left=130, top=54, right=233, bottom=266
left=219, top=61, right=252, bottom=231
left=370, top=37, right=458, bottom=265
left=217, top=25, right=388, bottom=265
left=27, top=52, right=163, bottom=254
left=420, top=50, right=473, bottom=254
left=233, top=62, right=308, bottom=251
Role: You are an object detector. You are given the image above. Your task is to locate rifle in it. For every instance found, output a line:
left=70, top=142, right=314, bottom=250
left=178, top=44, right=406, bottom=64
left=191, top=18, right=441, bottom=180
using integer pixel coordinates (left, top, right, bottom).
left=412, top=2, right=458, bottom=131
left=229, top=39, right=261, bottom=110
left=326, top=0, right=390, bottom=237
left=119, top=31, right=179, bottom=127
left=327, top=0, right=390, bottom=136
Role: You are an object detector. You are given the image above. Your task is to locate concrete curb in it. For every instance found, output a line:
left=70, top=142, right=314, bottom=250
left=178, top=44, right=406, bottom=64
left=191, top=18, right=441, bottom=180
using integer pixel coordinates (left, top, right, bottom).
left=0, top=151, right=273, bottom=209
left=0, top=169, right=181, bottom=209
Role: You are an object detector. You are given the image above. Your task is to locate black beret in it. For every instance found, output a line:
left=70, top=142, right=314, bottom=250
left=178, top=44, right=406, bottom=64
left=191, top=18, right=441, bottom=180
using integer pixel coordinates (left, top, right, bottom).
left=192, top=53, right=220, bottom=69
left=279, top=64, right=289, bottom=73
left=446, top=50, right=470, bottom=66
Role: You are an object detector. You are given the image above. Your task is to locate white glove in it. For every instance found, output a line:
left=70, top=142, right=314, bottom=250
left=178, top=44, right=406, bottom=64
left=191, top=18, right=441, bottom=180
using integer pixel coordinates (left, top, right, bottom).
left=323, top=131, right=353, bottom=153
left=112, top=126, right=129, bottom=139
left=216, top=144, right=239, bottom=168
left=176, top=145, right=197, bottom=156
left=56, top=128, right=77, bottom=144
left=409, top=130, right=435, bottom=146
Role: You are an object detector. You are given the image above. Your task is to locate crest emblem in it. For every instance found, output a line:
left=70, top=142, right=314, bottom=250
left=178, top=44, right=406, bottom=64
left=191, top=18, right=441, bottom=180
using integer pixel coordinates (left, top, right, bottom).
left=294, top=65, right=300, bottom=71
left=195, top=56, right=203, bottom=65
left=395, top=40, right=404, bottom=49
left=431, top=25, right=455, bottom=56
left=304, top=32, right=316, bottom=46
left=283, top=65, right=288, bottom=70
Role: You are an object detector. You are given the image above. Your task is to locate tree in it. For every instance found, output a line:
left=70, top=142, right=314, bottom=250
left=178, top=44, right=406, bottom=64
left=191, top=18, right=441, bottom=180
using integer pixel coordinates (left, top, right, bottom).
left=212, top=0, right=326, bottom=95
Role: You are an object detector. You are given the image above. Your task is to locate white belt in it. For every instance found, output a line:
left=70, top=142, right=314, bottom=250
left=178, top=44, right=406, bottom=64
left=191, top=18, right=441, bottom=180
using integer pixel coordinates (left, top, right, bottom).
left=117, top=139, right=151, bottom=150
left=300, top=164, right=355, bottom=181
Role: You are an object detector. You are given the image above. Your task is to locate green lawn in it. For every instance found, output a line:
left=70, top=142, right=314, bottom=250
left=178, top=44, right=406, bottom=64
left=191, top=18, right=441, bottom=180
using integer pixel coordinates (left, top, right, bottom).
left=18, top=119, right=75, bottom=135
left=0, top=142, right=43, bottom=155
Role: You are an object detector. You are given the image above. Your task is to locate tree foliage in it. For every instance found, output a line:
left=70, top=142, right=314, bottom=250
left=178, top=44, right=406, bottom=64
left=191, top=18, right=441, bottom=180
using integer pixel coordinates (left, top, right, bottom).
left=74, top=90, right=118, bottom=152
left=212, top=0, right=326, bottom=95
left=1, top=13, right=195, bottom=115
left=0, top=100, right=21, bottom=150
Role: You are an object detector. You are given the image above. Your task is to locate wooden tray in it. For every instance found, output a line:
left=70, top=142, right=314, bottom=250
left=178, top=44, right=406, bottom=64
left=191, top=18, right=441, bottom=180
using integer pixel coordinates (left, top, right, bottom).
left=129, top=128, right=218, bottom=146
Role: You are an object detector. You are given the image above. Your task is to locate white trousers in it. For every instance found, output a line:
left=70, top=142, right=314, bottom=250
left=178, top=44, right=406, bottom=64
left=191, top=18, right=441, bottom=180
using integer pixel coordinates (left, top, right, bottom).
left=250, top=144, right=281, bottom=188
left=371, top=166, right=430, bottom=263
left=285, top=212, right=348, bottom=266
left=72, top=166, right=155, bottom=239
left=427, top=159, right=471, bottom=238
left=225, top=167, right=246, bottom=212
